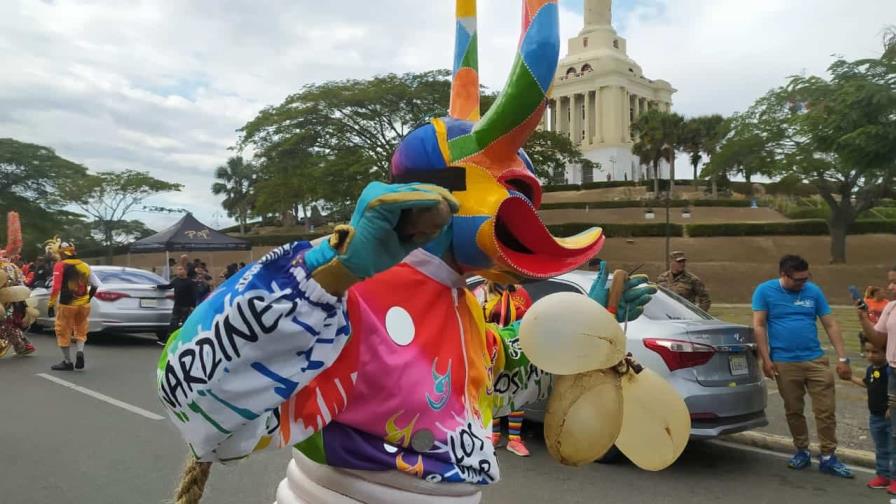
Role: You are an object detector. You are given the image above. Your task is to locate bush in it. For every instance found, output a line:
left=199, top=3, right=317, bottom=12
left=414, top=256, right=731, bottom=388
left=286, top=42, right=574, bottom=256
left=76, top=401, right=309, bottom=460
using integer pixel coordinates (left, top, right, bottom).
left=543, top=183, right=581, bottom=192
left=783, top=206, right=829, bottom=220
left=685, top=219, right=896, bottom=237
left=729, top=180, right=818, bottom=197
left=244, top=233, right=326, bottom=246
left=539, top=199, right=750, bottom=210
left=849, top=220, right=896, bottom=234
left=548, top=222, right=684, bottom=238
left=686, top=220, right=829, bottom=237
left=580, top=180, right=640, bottom=190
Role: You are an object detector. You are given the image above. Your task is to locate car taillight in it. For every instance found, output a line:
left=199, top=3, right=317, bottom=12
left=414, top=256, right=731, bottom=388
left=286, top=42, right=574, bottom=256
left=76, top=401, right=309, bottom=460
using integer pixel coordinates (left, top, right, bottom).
left=643, top=338, right=715, bottom=371
left=94, top=291, right=130, bottom=302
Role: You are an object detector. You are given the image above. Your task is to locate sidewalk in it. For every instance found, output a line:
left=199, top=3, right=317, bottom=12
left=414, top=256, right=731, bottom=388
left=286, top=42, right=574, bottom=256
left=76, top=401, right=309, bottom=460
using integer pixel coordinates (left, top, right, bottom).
left=725, top=377, right=877, bottom=468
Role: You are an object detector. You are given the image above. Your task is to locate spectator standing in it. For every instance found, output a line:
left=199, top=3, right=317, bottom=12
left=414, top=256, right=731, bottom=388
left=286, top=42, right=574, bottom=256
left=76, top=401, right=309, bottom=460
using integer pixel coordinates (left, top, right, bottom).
left=849, top=335, right=891, bottom=490
left=193, top=265, right=212, bottom=303
left=865, top=286, right=888, bottom=323
left=29, top=256, right=51, bottom=288
left=154, top=266, right=196, bottom=344
left=656, top=250, right=711, bottom=311
left=857, top=265, right=896, bottom=494
left=752, top=254, right=853, bottom=478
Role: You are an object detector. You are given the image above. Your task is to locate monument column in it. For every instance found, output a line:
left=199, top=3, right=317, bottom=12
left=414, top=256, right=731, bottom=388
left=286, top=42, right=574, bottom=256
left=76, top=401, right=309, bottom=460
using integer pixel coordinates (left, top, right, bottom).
left=620, top=86, right=630, bottom=143
left=584, top=0, right=612, bottom=28
left=571, top=93, right=583, bottom=144
left=559, top=96, right=570, bottom=137
left=584, top=91, right=593, bottom=146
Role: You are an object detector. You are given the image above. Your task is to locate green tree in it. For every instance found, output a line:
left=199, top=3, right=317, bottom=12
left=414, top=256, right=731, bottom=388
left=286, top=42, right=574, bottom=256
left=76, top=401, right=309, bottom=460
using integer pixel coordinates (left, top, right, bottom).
left=729, top=34, right=896, bottom=262
left=238, top=71, right=457, bottom=225
left=704, top=123, right=775, bottom=191
left=211, top=156, right=256, bottom=234
left=66, top=170, right=182, bottom=262
left=524, top=130, right=599, bottom=184
left=0, top=139, right=91, bottom=256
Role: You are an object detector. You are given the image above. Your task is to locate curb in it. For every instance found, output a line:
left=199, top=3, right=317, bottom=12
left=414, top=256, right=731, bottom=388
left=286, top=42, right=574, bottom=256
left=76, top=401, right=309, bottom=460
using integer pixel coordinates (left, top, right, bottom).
left=723, top=431, right=876, bottom=469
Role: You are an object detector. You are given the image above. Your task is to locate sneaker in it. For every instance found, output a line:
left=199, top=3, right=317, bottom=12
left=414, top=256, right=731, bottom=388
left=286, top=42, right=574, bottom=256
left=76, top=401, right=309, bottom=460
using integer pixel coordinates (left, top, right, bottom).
left=867, top=475, right=890, bottom=489
left=787, top=450, right=811, bottom=470
left=51, top=360, right=74, bottom=371
left=819, top=454, right=854, bottom=479
left=75, top=351, right=85, bottom=370
left=491, top=433, right=502, bottom=448
left=888, top=480, right=896, bottom=495
left=506, top=439, right=530, bottom=457
left=16, top=343, right=36, bottom=356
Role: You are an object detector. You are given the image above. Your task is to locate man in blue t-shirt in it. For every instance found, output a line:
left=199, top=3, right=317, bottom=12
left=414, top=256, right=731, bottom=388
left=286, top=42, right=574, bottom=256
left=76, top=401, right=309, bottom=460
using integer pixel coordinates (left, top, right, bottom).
left=752, top=255, right=853, bottom=478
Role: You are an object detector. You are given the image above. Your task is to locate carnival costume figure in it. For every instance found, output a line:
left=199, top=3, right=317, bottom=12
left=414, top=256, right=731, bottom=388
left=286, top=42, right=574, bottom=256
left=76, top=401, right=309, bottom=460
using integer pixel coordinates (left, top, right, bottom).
left=45, top=237, right=98, bottom=371
left=0, top=212, right=37, bottom=358
left=159, top=2, right=690, bottom=503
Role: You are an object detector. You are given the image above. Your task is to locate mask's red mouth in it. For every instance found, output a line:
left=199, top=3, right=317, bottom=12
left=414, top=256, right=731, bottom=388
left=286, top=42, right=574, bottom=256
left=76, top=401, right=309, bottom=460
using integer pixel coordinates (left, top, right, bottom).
left=492, top=196, right=604, bottom=278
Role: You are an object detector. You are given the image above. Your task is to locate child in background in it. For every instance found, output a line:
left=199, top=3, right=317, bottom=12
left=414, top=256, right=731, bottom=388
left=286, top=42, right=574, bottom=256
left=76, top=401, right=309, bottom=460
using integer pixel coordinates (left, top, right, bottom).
left=851, top=335, right=891, bottom=490
left=865, top=286, right=889, bottom=323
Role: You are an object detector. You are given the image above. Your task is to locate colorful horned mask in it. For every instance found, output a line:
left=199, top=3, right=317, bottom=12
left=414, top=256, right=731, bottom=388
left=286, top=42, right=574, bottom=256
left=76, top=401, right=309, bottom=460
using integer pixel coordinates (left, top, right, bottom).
left=44, top=236, right=76, bottom=261
left=390, top=0, right=604, bottom=282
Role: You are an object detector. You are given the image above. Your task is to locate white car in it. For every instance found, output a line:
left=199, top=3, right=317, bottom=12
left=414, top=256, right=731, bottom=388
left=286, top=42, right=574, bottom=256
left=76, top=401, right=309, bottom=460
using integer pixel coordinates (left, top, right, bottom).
left=469, top=270, right=768, bottom=440
left=29, top=265, right=174, bottom=339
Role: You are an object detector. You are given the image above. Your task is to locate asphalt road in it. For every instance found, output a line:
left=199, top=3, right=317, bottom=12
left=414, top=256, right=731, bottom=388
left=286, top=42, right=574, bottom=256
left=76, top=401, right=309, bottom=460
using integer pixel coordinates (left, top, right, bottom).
left=0, top=330, right=881, bottom=504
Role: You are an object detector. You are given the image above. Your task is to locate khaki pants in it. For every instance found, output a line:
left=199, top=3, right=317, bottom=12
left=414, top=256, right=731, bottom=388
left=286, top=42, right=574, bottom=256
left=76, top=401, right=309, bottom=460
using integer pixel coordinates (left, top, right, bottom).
left=775, top=357, right=837, bottom=454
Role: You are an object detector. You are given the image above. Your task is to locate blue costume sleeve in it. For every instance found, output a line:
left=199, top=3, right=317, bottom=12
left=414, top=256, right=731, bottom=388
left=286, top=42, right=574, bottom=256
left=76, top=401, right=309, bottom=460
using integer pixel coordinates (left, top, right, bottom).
left=156, top=241, right=351, bottom=463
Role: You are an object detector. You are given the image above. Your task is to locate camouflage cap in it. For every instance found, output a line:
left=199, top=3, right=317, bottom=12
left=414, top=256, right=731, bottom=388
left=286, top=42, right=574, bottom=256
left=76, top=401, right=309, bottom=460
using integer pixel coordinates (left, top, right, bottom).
left=670, top=250, right=687, bottom=262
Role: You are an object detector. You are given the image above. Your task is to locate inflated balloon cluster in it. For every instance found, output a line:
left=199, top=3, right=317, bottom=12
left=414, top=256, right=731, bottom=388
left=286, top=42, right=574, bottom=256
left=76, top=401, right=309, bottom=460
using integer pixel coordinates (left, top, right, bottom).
left=518, top=287, right=690, bottom=471
left=0, top=268, right=39, bottom=327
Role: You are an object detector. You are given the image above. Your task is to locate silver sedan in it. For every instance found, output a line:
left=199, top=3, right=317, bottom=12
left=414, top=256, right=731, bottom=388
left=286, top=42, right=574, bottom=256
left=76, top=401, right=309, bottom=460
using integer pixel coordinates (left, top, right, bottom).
left=29, top=265, right=174, bottom=339
left=470, top=270, right=768, bottom=440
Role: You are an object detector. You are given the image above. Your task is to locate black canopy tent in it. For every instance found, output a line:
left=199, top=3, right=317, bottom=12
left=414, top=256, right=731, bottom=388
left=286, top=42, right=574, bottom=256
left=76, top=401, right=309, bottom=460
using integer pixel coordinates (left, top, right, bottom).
left=129, top=213, right=251, bottom=274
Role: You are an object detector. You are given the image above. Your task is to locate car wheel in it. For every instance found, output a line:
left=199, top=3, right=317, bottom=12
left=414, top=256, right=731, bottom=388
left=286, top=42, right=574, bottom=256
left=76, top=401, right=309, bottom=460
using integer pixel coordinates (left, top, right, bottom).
left=596, top=445, right=624, bottom=464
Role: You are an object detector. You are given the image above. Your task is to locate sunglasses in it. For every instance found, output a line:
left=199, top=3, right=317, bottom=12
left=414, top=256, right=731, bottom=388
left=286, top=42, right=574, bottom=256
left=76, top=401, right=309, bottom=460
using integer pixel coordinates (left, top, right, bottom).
left=786, top=273, right=811, bottom=283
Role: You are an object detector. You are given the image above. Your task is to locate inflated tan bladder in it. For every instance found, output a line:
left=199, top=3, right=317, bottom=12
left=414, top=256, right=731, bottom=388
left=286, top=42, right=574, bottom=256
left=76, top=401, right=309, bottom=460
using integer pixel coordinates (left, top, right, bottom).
left=518, top=292, right=626, bottom=375
left=0, top=285, right=31, bottom=304
left=615, top=368, right=690, bottom=471
left=544, top=370, right=623, bottom=466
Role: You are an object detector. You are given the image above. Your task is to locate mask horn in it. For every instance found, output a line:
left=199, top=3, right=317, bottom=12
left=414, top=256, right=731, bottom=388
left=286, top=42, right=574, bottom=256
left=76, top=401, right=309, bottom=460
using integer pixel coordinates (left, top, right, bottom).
left=447, top=0, right=559, bottom=165
left=449, top=0, right=480, bottom=121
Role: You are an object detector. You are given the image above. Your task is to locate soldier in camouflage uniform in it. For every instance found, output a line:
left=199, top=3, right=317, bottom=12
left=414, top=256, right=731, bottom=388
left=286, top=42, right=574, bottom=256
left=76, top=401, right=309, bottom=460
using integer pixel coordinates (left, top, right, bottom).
left=657, top=251, right=711, bottom=312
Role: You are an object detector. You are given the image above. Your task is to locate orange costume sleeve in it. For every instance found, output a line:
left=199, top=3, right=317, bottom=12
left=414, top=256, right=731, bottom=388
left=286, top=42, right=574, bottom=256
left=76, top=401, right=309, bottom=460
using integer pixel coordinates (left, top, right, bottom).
left=48, top=261, right=65, bottom=308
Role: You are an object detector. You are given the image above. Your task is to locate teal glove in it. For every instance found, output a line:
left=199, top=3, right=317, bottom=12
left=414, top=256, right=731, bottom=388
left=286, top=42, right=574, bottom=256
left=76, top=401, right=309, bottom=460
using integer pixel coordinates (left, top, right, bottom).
left=587, top=260, right=657, bottom=322
left=304, top=181, right=458, bottom=295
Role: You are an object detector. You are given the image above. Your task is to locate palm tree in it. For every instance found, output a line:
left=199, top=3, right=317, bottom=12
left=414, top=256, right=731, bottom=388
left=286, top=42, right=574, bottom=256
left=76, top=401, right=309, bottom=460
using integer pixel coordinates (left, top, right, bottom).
left=631, top=110, right=685, bottom=195
left=211, top=156, right=256, bottom=234
left=681, top=115, right=726, bottom=192
left=698, top=116, right=731, bottom=199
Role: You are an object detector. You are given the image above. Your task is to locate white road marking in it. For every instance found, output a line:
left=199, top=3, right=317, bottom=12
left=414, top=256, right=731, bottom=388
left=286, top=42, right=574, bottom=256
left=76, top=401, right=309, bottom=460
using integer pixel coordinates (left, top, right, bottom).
left=36, top=373, right=165, bottom=421
left=710, top=440, right=875, bottom=475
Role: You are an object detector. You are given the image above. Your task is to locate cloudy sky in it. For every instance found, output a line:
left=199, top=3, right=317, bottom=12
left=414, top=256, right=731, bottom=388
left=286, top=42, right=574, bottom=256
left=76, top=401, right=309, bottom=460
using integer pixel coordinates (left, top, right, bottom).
left=1, top=0, right=893, bottom=231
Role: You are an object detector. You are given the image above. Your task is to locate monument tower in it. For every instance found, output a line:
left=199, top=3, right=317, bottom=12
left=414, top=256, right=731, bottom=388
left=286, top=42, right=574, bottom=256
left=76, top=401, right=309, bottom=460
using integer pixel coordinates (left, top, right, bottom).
left=543, top=0, right=675, bottom=183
